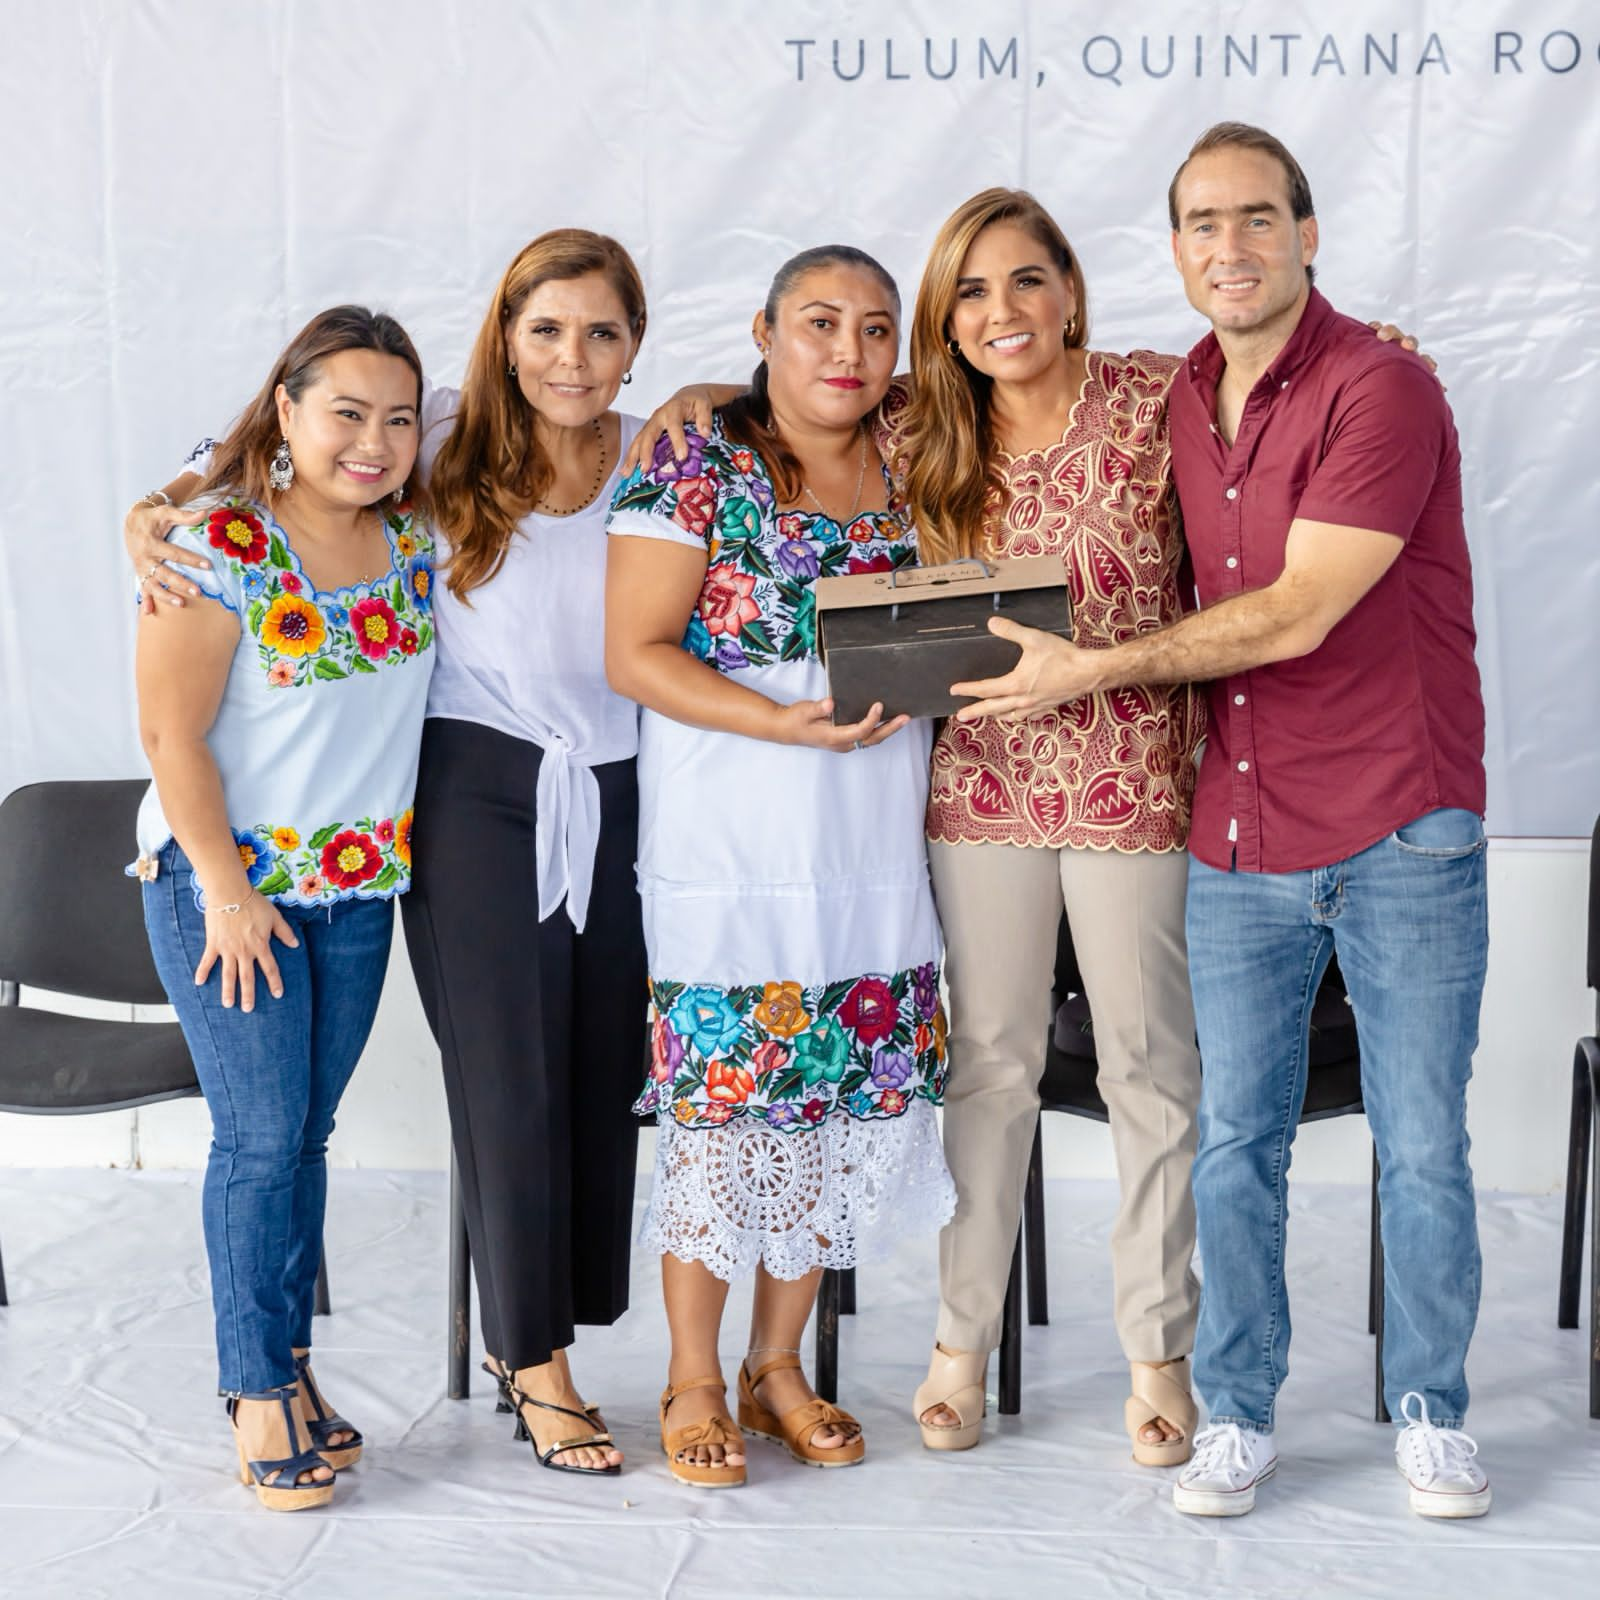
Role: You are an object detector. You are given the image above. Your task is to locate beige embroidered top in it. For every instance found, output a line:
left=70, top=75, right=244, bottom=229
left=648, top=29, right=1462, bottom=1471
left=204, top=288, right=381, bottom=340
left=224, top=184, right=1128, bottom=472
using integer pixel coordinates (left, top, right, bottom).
left=875, top=351, right=1205, bottom=852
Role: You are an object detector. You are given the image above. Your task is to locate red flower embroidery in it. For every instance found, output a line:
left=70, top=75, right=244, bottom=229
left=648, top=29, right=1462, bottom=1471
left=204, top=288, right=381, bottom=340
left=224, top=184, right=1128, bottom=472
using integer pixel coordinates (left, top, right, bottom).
left=699, top=563, right=762, bottom=638
left=399, top=628, right=419, bottom=656
left=375, top=818, right=395, bottom=844
left=671, top=476, right=716, bottom=539
left=349, top=595, right=399, bottom=659
left=206, top=505, right=268, bottom=565
left=279, top=572, right=303, bottom=595
left=750, top=1039, right=790, bottom=1078
left=845, top=551, right=894, bottom=576
left=801, top=1097, right=827, bottom=1125
left=880, top=1088, right=907, bottom=1115
left=320, top=830, right=382, bottom=887
left=839, top=976, right=897, bottom=1045
left=706, top=1060, right=756, bottom=1105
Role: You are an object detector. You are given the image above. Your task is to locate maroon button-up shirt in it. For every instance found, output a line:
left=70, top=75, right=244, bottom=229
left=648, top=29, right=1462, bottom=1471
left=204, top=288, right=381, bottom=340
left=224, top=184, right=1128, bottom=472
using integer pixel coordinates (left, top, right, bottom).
left=1170, top=289, right=1486, bottom=873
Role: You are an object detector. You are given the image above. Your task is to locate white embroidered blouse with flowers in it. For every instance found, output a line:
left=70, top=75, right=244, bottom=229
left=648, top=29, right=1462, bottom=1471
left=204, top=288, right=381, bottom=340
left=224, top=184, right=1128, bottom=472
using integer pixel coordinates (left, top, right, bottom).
left=134, top=497, right=436, bottom=905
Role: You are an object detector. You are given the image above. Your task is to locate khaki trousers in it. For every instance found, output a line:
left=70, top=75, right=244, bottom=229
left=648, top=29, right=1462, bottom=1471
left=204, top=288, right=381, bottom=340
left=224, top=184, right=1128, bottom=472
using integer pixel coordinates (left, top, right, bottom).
left=929, top=839, right=1201, bottom=1360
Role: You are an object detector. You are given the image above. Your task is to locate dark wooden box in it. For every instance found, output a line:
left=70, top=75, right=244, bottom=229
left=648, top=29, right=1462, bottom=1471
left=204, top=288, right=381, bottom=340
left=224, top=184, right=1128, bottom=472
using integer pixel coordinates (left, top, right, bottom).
left=815, top=555, right=1073, bottom=724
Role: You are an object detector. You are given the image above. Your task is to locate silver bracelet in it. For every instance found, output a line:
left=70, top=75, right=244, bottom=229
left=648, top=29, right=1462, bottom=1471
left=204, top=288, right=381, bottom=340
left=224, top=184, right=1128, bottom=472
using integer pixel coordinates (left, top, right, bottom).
left=143, top=489, right=173, bottom=507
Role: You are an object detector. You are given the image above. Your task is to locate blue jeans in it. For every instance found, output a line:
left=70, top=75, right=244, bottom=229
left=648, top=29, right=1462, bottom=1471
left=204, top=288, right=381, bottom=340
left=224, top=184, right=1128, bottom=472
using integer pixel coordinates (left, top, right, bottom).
left=143, top=840, right=393, bottom=1393
left=1186, top=808, right=1487, bottom=1432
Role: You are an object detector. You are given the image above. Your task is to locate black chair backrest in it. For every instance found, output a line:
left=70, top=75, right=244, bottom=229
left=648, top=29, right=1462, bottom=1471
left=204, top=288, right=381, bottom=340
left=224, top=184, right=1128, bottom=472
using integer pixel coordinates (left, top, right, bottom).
left=1049, top=906, right=1362, bottom=1119
left=0, top=780, right=169, bottom=1005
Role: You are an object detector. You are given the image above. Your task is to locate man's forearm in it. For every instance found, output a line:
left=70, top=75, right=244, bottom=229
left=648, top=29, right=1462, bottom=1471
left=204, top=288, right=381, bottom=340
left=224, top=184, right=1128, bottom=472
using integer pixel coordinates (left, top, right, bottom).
left=1084, top=580, right=1321, bottom=692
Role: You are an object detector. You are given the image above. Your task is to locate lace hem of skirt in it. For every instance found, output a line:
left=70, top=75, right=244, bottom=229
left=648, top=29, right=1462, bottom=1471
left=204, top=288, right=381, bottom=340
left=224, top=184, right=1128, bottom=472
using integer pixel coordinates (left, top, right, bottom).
left=638, top=1098, right=955, bottom=1283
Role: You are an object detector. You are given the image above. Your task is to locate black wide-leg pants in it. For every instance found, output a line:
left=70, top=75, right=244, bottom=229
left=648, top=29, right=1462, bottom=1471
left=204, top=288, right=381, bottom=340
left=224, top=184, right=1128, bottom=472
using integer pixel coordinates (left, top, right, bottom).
left=400, top=716, right=646, bottom=1368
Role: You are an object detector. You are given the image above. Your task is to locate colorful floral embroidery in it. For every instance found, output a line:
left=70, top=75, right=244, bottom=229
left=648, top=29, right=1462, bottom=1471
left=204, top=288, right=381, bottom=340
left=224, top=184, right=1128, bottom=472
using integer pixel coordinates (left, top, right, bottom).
left=214, top=815, right=414, bottom=906
left=198, top=497, right=436, bottom=689
left=611, top=422, right=917, bottom=669
left=635, top=961, right=947, bottom=1132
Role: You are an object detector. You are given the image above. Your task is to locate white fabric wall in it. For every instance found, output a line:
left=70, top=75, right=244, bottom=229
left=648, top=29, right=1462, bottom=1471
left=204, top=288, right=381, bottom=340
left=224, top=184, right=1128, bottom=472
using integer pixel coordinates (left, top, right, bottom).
left=1, top=2, right=1596, bottom=1185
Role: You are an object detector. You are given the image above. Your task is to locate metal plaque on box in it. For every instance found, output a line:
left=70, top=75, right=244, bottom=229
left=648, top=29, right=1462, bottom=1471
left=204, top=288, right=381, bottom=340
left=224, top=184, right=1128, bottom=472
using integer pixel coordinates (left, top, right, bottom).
left=814, top=555, right=1073, bottom=725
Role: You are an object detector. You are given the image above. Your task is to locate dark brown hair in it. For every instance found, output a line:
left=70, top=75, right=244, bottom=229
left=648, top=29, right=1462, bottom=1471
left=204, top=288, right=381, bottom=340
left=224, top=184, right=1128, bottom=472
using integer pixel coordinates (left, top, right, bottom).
left=899, top=189, right=1088, bottom=563
left=198, top=305, right=425, bottom=505
left=1168, top=122, right=1317, bottom=284
left=430, top=229, right=648, bottom=599
left=719, top=245, right=900, bottom=504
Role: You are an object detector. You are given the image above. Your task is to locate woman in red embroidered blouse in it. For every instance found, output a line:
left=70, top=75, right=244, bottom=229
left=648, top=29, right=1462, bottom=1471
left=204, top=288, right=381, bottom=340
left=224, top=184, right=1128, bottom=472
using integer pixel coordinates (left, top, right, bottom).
left=882, top=190, right=1204, bottom=1466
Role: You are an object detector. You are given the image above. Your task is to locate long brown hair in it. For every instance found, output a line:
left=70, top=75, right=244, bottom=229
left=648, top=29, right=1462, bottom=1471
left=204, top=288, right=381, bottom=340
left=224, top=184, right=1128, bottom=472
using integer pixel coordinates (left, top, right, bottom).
left=431, top=229, right=648, bottom=599
left=197, top=305, right=425, bottom=506
left=899, top=190, right=1089, bottom=563
left=719, top=244, right=900, bottom=505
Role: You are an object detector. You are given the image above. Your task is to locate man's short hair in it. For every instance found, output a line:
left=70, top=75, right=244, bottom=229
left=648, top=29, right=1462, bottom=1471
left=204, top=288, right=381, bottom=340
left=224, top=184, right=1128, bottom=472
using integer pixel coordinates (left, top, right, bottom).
left=1167, top=122, right=1317, bottom=282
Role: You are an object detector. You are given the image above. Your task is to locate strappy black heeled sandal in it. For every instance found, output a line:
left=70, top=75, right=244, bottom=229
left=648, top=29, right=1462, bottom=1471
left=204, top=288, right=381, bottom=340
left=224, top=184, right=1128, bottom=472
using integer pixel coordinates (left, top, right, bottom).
left=484, top=1356, right=602, bottom=1441
left=294, top=1353, right=363, bottom=1470
left=227, top=1386, right=336, bottom=1511
left=505, top=1373, right=621, bottom=1476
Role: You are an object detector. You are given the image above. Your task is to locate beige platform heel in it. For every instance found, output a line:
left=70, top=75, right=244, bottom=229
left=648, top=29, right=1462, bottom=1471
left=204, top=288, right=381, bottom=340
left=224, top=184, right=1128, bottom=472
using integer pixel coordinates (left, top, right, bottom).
left=913, top=1345, right=988, bottom=1451
left=1126, top=1357, right=1198, bottom=1467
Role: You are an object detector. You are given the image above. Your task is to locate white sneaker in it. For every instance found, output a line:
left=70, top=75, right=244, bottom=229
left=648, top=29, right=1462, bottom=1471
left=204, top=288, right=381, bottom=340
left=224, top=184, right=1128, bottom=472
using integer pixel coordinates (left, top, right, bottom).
left=1395, top=1392, right=1491, bottom=1519
left=1172, top=1422, right=1278, bottom=1516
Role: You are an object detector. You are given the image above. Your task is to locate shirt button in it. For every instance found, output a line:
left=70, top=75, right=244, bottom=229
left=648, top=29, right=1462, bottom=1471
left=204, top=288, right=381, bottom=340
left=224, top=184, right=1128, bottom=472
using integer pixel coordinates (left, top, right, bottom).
left=1233, top=693, right=1245, bottom=706
left=1225, top=487, right=1238, bottom=500
left=1226, top=556, right=1238, bottom=569
left=1237, top=760, right=1250, bottom=772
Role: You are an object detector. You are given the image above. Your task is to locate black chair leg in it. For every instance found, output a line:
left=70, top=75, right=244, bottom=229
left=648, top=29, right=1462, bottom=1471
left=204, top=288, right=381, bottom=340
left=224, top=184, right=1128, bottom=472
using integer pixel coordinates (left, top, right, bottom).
left=838, top=1265, right=856, bottom=1316
left=448, top=1152, right=471, bottom=1400
left=1371, top=1145, right=1389, bottom=1424
left=1559, top=1040, right=1594, bottom=1329
left=1024, top=1116, right=1049, bottom=1327
left=998, top=1228, right=1023, bottom=1416
left=815, top=1268, right=840, bottom=1404
left=1586, top=1043, right=1600, bottom=1420
left=313, top=1250, right=331, bottom=1317
left=0, top=1233, right=8, bottom=1308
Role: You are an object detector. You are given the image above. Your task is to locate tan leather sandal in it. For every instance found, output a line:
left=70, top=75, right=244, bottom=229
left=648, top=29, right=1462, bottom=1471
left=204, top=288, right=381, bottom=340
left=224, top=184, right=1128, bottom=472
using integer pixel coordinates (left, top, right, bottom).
left=913, top=1345, right=987, bottom=1451
left=659, top=1375, right=745, bottom=1489
left=1126, top=1357, right=1198, bottom=1467
left=737, top=1354, right=865, bottom=1468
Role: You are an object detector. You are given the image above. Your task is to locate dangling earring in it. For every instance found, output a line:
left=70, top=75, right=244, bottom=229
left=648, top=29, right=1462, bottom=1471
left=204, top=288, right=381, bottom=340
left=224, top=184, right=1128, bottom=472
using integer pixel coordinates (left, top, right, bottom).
left=268, top=436, right=294, bottom=492
left=622, top=370, right=633, bottom=385
left=391, top=484, right=406, bottom=505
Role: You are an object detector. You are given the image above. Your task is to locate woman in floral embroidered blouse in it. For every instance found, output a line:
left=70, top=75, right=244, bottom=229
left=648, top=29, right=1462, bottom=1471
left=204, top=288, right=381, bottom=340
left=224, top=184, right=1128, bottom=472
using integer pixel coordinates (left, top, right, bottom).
left=882, top=191, right=1204, bottom=1465
left=606, top=246, right=955, bottom=1487
left=134, top=307, right=432, bottom=1509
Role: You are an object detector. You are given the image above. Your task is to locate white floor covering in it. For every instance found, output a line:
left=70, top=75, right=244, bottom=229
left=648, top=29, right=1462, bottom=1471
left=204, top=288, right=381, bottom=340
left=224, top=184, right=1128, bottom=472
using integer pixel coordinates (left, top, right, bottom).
left=0, top=1167, right=1595, bottom=1599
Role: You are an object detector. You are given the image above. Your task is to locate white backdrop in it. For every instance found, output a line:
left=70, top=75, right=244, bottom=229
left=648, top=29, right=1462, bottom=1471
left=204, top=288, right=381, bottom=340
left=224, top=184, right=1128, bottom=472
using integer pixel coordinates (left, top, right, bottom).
left=0, top=2, right=1596, bottom=1187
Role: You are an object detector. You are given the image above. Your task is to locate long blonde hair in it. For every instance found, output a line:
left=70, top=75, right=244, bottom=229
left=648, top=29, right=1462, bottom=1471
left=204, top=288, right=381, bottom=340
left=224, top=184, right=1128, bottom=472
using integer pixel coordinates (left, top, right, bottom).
left=430, top=229, right=647, bottom=600
left=899, top=190, right=1088, bottom=564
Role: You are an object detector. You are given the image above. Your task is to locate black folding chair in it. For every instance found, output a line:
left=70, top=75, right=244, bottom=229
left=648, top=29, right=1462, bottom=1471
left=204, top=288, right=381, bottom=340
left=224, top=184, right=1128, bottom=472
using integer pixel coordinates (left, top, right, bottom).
left=1556, top=814, right=1600, bottom=1418
left=0, top=779, right=328, bottom=1314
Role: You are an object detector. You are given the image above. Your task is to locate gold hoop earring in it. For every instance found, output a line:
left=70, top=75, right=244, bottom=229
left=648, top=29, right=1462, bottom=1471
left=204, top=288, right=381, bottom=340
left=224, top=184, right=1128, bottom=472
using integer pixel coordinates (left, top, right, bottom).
left=947, top=338, right=960, bottom=357
left=1063, top=317, right=1078, bottom=342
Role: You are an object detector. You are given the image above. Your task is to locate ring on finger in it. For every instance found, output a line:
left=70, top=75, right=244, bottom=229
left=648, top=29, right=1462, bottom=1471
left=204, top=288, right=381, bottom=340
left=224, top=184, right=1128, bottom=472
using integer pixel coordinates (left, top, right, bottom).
left=852, top=739, right=863, bottom=751
left=141, top=561, right=162, bottom=582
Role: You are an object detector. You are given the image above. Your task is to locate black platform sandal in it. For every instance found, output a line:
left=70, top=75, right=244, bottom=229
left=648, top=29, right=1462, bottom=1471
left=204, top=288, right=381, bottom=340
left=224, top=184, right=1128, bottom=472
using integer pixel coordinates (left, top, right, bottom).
left=294, top=1353, right=363, bottom=1470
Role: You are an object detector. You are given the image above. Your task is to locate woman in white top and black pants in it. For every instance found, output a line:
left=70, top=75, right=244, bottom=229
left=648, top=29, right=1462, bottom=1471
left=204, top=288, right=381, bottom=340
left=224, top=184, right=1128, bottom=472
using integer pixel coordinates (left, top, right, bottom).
left=128, top=232, right=651, bottom=1477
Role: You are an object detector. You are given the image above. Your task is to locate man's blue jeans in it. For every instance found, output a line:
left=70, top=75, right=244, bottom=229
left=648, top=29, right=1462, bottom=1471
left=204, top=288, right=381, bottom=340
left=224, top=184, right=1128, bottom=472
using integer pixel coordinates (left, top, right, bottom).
left=1186, top=808, right=1487, bottom=1432
left=143, top=841, right=393, bottom=1393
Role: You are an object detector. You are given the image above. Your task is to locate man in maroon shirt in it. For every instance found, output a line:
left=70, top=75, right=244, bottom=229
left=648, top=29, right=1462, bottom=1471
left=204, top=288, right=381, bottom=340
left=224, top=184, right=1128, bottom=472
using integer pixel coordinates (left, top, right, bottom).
left=952, top=123, right=1490, bottom=1521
